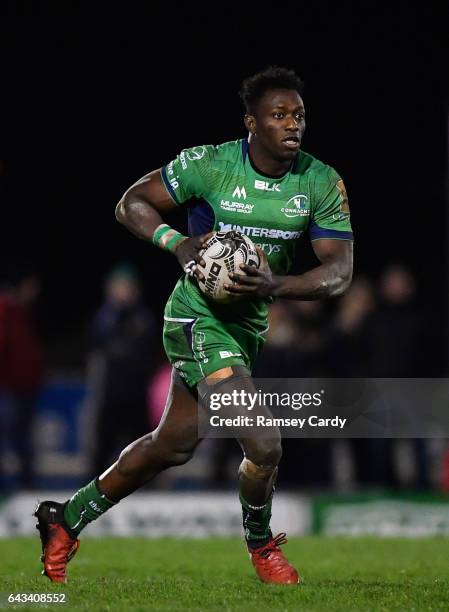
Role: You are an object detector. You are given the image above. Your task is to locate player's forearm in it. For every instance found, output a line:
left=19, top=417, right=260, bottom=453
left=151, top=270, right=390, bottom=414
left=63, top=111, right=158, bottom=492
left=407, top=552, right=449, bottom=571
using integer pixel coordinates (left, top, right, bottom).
left=115, top=191, right=210, bottom=274
left=115, top=195, right=164, bottom=242
left=272, top=260, right=352, bottom=300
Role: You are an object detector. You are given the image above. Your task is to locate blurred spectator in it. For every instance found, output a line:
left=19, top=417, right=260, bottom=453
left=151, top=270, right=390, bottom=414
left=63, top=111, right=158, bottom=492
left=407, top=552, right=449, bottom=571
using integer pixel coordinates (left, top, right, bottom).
left=371, top=264, right=430, bottom=489
left=87, top=263, right=158, bottom=476
left=287, top=301, right=329, bottom=377
left=0, top=258, right=45, bottom=489
left=254, top=301, right=328, bottom=378
left=369, top=264, right=427, bottom=377
left=326, top=276, right=376, bottom=376
left=325, top=276, right=385, bottom=487
left=255, top=302, right=301, bottom=377
left=256, top=302, right=332, bottom=488
left=328, top=267, right=431, bottom=490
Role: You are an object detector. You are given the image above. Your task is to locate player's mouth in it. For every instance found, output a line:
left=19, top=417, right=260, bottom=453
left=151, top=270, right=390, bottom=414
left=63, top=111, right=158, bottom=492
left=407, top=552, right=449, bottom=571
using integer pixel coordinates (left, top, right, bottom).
left=281, top=136, right=300, bottom=150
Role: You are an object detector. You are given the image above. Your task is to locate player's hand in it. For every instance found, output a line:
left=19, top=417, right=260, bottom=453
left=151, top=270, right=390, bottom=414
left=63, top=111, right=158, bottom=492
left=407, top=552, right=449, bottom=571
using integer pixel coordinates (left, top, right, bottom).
left=224, top=247, right=280, bottom=298
left=173, top=232, right=213, bottom=282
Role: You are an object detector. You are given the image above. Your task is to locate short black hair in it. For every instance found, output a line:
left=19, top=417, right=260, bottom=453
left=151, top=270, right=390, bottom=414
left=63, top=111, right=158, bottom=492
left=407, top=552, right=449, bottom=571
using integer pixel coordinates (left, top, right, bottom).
left=239, top=66, right=304, bottom=114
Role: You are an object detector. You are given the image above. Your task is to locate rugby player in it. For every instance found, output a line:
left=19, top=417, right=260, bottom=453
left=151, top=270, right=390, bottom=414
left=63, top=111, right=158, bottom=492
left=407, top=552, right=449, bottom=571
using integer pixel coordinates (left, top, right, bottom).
left=35, top=66, right=353, bottom=584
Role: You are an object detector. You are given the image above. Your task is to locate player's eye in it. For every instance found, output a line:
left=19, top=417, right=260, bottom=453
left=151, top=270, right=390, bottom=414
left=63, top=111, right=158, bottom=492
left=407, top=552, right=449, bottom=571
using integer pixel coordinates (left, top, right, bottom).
left=273, top=112, right=284, bottom=119
left=296, top=113, right=305, bottom=120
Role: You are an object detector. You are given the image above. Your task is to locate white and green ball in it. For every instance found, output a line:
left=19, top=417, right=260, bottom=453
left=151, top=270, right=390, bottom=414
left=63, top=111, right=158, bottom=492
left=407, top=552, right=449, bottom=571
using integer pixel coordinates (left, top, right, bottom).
left=197, top=231, right=260, bottom=303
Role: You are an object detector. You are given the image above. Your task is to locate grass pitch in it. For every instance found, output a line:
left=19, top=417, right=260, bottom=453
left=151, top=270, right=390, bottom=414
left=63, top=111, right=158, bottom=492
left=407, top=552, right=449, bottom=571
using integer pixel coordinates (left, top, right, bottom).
left=0, top=536, right=448, bottom=611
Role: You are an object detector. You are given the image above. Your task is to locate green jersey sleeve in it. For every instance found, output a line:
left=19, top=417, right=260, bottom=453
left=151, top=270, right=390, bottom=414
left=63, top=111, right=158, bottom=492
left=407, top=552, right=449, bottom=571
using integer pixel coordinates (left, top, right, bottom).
left=160, top=144, right=216, bottom=205
left=310, top=167, right=354, bottom=241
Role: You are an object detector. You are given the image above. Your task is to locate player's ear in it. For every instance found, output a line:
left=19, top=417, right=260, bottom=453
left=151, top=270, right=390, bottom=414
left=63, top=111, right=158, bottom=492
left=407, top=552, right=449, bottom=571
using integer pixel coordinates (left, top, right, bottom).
left=244, top=114, right=256, bottom=135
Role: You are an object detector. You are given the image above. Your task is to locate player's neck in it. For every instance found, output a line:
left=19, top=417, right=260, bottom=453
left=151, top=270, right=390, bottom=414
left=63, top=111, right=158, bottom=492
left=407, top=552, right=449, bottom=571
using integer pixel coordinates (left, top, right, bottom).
left=248, top=140, right=293, bottom=178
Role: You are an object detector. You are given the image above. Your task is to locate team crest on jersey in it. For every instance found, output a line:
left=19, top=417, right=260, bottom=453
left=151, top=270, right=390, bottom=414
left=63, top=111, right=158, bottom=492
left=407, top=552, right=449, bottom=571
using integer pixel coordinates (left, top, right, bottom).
left=281, top=194, right=310, bottom=218
left=186, top=146, right=206, bottom=161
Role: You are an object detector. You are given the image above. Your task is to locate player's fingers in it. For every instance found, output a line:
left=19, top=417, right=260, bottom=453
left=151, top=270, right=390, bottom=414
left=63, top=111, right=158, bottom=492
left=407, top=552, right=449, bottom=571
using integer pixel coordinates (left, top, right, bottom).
left=224, top=282, right=254, bottom=294
left=229, top=272, right=259, bottom=285
left=183, top=260, right=197, bottom=277
left=193, top=252, right=205, bottom=265
left=199, top=231, right=214, bottom=245
left=185, top=246, right=205, bottom=265
left=194, top=267, right=205, bottom=282
left=255, top=246, right=268, bottom=266
left=196, top=249, right=207, bottom=266
left=255, top=246, right=266, bottom=259
left=195, top=232, right=213, bottom=262
left=193, top=240, right=210, bottom=261
left=239, top=263, right=260, bottom=276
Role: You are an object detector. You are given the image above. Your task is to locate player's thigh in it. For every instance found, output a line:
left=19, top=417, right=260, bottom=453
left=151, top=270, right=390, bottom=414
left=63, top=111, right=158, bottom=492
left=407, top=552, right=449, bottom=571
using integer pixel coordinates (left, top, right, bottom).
left=153, top=368, right=200, bottom=453
left=198, top=367, right=282, bottom=466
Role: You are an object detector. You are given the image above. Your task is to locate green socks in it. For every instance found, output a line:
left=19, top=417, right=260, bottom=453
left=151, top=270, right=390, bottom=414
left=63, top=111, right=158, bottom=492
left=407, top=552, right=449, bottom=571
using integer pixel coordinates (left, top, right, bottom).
left=240, top=494, right=273, bottom=549
left=63, top=479, right=116, bottom=535
left=64, top=479, right=273, bottom=544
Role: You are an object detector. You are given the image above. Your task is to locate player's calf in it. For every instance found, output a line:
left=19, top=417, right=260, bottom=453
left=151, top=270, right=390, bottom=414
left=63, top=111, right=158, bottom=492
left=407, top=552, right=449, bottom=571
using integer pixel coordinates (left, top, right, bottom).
left=116, top=431, right=197, bottom=479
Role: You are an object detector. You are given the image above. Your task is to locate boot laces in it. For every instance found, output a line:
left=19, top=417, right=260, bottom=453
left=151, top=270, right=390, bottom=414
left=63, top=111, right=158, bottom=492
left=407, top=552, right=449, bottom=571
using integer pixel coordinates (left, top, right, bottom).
left=257, top=532, right=288, bottom=559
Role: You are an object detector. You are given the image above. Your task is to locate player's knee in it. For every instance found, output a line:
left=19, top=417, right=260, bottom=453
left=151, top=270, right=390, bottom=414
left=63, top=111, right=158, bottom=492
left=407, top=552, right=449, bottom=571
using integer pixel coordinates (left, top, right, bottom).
left=244, top=438, right=282, bottom=470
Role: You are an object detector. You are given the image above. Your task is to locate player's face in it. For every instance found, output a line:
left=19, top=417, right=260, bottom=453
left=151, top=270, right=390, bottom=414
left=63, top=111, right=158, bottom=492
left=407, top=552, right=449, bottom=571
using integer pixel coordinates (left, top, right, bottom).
left=249, top=89, right=305, bottom=162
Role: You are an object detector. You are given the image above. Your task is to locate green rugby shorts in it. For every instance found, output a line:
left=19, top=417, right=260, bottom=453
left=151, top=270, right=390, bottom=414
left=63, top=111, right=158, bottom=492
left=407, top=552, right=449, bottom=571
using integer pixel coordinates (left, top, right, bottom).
left=163, top=314, right=266, bottom=389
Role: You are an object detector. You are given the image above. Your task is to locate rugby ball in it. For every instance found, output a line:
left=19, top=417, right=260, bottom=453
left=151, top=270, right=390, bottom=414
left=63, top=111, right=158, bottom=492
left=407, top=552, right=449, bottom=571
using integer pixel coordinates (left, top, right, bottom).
left=197, top=231, right=260, bottom=303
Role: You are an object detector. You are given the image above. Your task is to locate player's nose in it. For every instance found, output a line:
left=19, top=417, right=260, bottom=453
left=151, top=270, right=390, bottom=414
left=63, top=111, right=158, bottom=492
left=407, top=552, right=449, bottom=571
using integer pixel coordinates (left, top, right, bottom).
left=284, top=116, right=299, bottom=131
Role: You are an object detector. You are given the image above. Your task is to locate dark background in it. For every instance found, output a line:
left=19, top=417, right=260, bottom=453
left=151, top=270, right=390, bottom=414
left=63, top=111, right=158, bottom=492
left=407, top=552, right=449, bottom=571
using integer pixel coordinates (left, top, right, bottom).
left=1, top=1, right=448, bottom=366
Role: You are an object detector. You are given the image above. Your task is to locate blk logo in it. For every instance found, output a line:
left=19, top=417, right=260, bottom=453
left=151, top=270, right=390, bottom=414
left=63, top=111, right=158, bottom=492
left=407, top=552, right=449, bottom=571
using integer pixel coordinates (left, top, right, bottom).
left=254, top=179, right=281, bottom=192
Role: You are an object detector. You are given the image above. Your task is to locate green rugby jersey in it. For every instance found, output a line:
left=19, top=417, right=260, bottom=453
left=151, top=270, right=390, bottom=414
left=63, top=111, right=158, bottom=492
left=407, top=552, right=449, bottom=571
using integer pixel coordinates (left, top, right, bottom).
left=161, top=138, right=353, bottom=327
